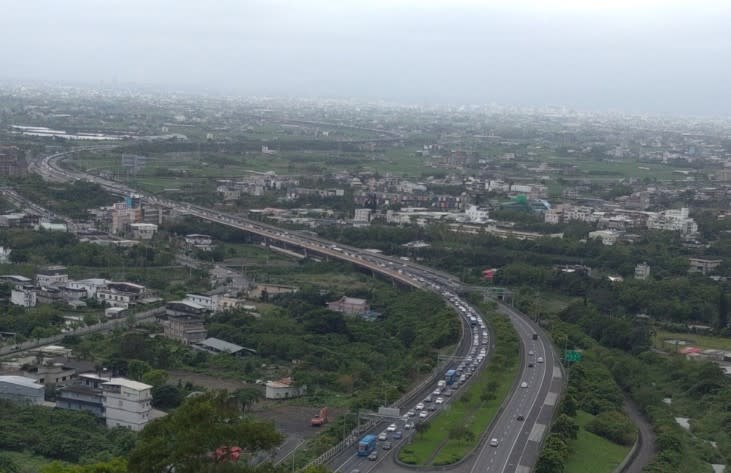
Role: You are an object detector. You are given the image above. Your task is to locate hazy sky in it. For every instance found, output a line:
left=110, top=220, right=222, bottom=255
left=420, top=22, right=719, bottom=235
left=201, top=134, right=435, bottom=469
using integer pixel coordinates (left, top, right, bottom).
left=1, top=0, right=730, bottom=115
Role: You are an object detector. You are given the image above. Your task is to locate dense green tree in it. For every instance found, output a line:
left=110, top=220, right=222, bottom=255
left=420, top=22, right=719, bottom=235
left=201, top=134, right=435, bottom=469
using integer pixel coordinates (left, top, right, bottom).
left=127, top=392, right=282, bottom=473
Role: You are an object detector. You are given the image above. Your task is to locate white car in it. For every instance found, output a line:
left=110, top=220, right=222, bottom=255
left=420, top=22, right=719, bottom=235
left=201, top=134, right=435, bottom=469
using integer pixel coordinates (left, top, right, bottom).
left=415, top=402, right=425, bottom=410
left=520, top=382, right=528, bottom=388
left=528, top=350, right=535, bottom=356
left=490, top=438, right=499, bottom=447
left=404, top=422, right=414, bottom=430
left=407, top=409, right=416, bottom=417
left=386, top=423, right=397, bottom=432
left=378, top=432, right=388, bottom=441
left=435, top=397, right=444, bottom=404
left=537, top=356, right=544, bottom=363
left=419, top=410, right=428, bottom=418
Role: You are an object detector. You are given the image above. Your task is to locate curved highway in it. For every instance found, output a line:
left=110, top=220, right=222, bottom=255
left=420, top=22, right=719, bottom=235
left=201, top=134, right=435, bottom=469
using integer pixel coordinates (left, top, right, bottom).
left=33, top=148, right=564, bottom=473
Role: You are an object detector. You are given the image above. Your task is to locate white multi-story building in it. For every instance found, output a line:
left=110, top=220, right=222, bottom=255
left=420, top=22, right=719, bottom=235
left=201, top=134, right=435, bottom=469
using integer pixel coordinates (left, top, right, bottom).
left=589, top=230, right=621, bottom=246
left=353, top=208, right=372, bottom=224
left=465, top=205, right=490, bottom=223
left=102, top=378, right=152, bottom=432
left=647, top=207, right=698, bottom=235
left=183, top=293, right=215, bottom=311
left=129, top=223, right=158, bottom=240
left=11, top=285, right=36, bottom=307
left=35, top=265, right=68, bottom=287
left=635, top=262, right=651, bottom=280
left=67, top=279, right=109, bottom=299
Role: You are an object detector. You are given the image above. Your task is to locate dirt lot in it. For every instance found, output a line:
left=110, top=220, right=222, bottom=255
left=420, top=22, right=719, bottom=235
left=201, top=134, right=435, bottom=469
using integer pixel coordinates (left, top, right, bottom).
left=167, top=369, right=256, bottom=392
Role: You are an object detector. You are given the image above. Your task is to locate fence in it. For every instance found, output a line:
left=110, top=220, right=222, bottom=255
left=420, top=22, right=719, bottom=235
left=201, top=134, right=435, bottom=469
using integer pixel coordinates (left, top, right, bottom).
left=0, top=307, right=165, bottom=356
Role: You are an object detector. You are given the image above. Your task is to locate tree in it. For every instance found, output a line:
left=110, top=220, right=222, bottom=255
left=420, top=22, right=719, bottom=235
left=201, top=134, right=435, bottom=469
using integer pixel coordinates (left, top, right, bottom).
left=719, top=289, right=728, bottom=329
left=551, top=414, right=579, bottom=442
left=127, top=391, right=282, bottom=473
left=151, top=384, right=183, bottom=410
left=0, top=454, right=19, bottom=473
left=142, top=369, right=169, bottom=387
left=127, top=360, right=151, bottom=381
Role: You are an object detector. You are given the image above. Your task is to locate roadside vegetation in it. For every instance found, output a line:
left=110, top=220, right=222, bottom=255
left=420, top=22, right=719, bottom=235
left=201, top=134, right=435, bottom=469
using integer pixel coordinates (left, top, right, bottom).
left=398, top=308, right=519, bottom=466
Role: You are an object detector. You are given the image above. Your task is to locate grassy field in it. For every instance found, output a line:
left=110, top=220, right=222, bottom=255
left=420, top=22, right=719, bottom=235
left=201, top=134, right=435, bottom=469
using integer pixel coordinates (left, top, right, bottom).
left=564, top=411, right=631, bottom=473
left=544, top=156, right=681, bottom=181
left=654, top=329, right=731, bottom=351
left=398, top=311, right=520, bottom=466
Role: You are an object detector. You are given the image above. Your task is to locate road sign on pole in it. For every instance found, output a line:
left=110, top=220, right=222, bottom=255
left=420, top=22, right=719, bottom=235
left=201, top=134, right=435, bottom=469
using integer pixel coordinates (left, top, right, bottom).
left=565, top=350, right=582, bottom=363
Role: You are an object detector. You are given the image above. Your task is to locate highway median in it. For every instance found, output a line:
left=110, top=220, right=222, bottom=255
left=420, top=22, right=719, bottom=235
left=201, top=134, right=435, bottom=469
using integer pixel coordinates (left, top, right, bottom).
left=397, top=307, right=520, bottom=466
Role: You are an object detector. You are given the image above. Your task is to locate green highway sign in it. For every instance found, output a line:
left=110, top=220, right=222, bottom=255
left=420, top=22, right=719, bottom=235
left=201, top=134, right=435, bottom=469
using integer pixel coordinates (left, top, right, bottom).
left=565, top=350, right=582, bottom=363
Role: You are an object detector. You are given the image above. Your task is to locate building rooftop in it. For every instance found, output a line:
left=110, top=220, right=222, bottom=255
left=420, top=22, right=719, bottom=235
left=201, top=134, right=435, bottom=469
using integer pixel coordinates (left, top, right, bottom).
left=103, top=378, right=152, bottom=391
left=197, top=337, right=248, bottom=354
left=0, top=375, right=43, bottom=389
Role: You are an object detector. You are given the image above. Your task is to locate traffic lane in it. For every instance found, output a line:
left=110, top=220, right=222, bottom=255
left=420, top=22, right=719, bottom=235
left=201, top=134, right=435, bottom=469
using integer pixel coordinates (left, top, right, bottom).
left=502, top=312, right=556, bottom=472
left=467, top=315, right=534, bottom=473
left=484, top=312, right=548, bottom=472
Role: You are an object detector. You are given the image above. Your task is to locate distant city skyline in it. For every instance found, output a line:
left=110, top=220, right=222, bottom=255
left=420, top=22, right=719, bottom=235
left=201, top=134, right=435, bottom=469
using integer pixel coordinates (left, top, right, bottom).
left=1, top=0, right=730, bottom=117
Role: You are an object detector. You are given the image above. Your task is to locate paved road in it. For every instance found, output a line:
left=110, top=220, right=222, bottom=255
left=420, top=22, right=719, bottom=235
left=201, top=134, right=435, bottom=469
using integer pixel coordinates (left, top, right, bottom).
left=34, top=148, right=563, bottom=472
left=622, top=399, right=656, bottom=473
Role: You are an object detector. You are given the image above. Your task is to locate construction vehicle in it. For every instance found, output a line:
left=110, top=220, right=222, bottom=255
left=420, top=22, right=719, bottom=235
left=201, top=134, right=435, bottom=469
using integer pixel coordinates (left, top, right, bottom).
left=311, top=407, right=328, bottom=426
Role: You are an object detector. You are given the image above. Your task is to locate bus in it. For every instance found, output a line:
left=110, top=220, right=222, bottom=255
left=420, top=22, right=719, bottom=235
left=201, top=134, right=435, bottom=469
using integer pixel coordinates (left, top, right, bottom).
left=357, top=434, right=377, bottom=456
left=445, top=369, right=458, bottom=385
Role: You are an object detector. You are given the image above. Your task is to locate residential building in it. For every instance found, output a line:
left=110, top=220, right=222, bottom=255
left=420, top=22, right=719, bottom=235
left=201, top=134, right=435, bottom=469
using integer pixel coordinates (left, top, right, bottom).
left=57, top=373, right=110, bottom=417
left=102, top=378, right=152, bottom=431
left=353, top=208, right=372, bottom=224
left=96, top=282, right=147, bottom=309
left=183, top=293, right=215, bottom=311
left=688, top=258, right=722, bottom=276
left=184, top=234, right=213, bottom=251
left=162, top=301, right=208, bottom=344
left=647, top=207, right=698, bottom=235
left=635, top=262, right=651, bottom=280
left=588, top=230, right=621, bottom=246
left=10, top=285, right=36, bottom=307
left=465, top=205, right=490, bottom=223
left=0, top=146, right=28, bottom=177
left=0, top=212, right=40, bottom=228
left=67, top=278, right=109, bottom=298
left=36, top=265, right=68, bottom=287
left=129, top=223, right=158, bottom=240
left=193, top=337, right=254, bottom=356
left=265, top=377, right=306, bottom=400
left=0, top=246, right=12, bottom=263
left=0, top=375, right=44, bottom=404
left=327, top=296, right=370, bottom=315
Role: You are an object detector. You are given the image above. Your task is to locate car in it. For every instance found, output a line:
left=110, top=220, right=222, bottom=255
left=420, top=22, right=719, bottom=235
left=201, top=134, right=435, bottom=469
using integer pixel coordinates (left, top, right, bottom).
left=520, top=382, right=528, bottom=388
left=382, top=442, right=392, bottom=450
left=415, top=402, right=424, bottom=410
left=537, top=356, right=545, bottom=363
left=387, top=423, right=397, bottom=432
left=407, top=409, right=416, bottom=417
left=350, top=469, right=361, bottom=473
left=424, top=395, right=433, bottom=403
left=435, top=397, right=444, bottom=404
left=368, top=451, right=378, bottom=461
left=404, top=422, right=414, bottom=430
left=393, top=430, right=403, bottom=439
left=433, top=388, right=442, bottom=396
left=517, top=415, right=525, bottom=421
left=378, top=432, right=388, bottom=441
left=528, top=350, right=535, bottom=356
left=419, top=410, right=428, bottom=418
left=489, top=438, right=499, bottom=447
left=427, top=404, right=437, bottom=411
left=528, top=363, right=534, bottom=368
left=444, top=389, right=453, bottom=397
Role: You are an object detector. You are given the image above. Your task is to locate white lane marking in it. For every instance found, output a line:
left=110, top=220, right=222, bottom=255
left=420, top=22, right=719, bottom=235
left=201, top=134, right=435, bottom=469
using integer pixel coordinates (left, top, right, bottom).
left=528, top=423, right=546, bottom=442
left=544, top=392, right=558, bottom=406
left=496, top=312, right=548, bottom=472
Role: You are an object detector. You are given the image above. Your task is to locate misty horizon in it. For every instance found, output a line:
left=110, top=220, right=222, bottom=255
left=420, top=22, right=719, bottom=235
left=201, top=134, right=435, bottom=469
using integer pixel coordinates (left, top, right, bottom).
left=1, top=1, right=730, bottom=117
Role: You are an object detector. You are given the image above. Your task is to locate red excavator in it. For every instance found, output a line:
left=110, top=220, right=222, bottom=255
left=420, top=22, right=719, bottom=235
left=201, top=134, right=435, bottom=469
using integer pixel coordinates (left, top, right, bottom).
left=311, top=407, right=328, bottom=427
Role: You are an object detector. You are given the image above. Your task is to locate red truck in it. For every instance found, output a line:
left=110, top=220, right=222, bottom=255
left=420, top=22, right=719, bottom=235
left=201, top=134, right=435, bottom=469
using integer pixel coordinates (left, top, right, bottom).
left=311, top=407, right=328, bottom=427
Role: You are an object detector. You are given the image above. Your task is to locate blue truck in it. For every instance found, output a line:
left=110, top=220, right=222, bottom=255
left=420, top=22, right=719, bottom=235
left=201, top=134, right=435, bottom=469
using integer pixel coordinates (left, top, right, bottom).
left=445, top=369, right=458, bottom=385
left=357, top=434, right=377, bottom=456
